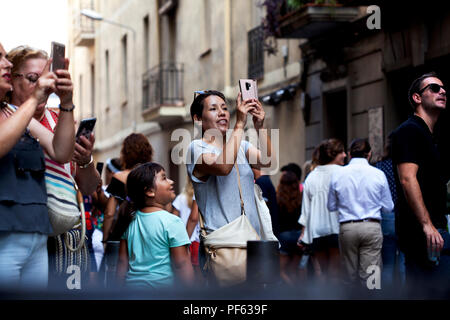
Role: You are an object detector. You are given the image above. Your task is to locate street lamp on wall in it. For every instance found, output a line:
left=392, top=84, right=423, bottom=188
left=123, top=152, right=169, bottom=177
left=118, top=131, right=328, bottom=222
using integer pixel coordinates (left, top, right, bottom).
left=81, top=9, right=138, bottom=132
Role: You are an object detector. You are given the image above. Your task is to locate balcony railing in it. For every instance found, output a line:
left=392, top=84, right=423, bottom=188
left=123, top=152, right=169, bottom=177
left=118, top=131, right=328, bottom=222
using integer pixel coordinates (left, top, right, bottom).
left=142, top=62, right=184, bottom=111
left=274, top=1, right=360, bottom=39
left=248, top=26, right=264, bottom=80
left=73, top=0, right=95, bottom=47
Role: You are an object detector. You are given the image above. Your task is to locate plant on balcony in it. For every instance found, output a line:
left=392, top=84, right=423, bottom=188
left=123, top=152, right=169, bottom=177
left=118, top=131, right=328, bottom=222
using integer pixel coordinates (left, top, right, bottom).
left=260, top=0, right=338, bottom=54
left=286, top=0, right=337, bottom=10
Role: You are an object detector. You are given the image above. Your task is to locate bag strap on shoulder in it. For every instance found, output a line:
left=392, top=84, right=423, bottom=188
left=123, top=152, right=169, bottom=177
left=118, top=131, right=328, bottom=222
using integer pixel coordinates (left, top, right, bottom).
left=198, top=160, right=246, bottom=237
left=234, top=163, right=245, bottom=216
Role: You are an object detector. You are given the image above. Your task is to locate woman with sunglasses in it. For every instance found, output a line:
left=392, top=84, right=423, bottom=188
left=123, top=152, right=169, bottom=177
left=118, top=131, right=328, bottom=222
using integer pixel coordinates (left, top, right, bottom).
left=7, top=46, right=100, bottom=195
left=7, top=45, right=102, bottom=290
left=187, top=90, right=274, bottom=284
left=7, top=46, right=76, bottom=162
left=0, top=41, right=75, bottom=291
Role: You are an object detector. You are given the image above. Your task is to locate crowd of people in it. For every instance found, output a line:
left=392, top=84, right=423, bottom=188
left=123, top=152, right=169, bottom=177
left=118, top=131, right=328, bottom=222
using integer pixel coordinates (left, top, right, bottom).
left=0, top=40, right=449, bottom=298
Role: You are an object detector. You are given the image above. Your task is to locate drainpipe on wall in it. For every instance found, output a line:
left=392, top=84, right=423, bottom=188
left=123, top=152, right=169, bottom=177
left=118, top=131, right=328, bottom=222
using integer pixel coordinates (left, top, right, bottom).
left=224, top=0, right=234, bottom=100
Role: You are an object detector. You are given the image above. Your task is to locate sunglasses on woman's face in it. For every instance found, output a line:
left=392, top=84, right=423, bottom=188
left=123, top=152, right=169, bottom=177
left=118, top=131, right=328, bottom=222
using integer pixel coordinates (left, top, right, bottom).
left=418, top=83, right=446, bottom=95
left=13, top=72, right=40, bottom=83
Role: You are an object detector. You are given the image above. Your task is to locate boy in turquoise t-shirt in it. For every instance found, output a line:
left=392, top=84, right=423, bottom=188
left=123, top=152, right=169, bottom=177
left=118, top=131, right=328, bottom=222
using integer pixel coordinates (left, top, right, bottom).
left=116, top=162, right=194, bottom=289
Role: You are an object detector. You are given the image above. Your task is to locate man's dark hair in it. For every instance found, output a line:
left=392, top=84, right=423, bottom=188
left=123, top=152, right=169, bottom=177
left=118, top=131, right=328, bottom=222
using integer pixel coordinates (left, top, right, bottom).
left=126, top=162, right=164, bottom=210
left=408, top=72, right=439, bottom=110
left=349, top=138, right=371, bottom=158
left=280, top=163, right=302, bottom=181
left=190, top=90, right=226, bottom=122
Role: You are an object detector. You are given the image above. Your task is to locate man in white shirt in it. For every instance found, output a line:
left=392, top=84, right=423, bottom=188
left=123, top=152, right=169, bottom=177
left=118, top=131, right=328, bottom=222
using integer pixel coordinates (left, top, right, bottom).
left=328, top=139, right=394, bottom=286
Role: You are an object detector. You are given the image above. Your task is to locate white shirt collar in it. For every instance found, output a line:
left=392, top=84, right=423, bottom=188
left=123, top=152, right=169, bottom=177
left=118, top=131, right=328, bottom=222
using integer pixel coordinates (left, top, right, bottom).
left=348, top=158, right=369, bottom=166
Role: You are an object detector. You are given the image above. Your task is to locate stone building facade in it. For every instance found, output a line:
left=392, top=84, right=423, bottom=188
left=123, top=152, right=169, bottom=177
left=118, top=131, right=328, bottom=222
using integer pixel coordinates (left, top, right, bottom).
left=67, top=0, right=306, bottom=191
left=275, top=1, right=450, bottom=161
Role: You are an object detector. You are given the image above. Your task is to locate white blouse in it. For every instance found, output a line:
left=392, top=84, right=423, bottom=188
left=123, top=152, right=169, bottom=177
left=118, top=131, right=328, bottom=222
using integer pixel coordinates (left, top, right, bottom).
left=298, top=164, right=342, bottom=244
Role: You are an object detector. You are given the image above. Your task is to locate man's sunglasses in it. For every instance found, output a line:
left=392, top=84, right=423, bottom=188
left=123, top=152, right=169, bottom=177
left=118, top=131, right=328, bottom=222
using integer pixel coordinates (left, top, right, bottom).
left=418, top=83, right=446, bottom=95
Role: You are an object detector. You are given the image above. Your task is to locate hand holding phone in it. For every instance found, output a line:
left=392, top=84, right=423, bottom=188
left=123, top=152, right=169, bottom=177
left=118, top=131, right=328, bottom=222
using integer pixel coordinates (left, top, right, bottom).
left=50, top=42, right=66, bottom=72
left=96, top=162, right=104, bottom=176
left=76, top=117, right=97, bottom=144
left=239, top=79, right=258, bottom=101
left=239, top=79, right=265, bottom=129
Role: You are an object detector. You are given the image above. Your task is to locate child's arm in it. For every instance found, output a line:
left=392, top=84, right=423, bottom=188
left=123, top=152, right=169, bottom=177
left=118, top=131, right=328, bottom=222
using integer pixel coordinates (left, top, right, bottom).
left=170, top=245, right=194, bottom=287
left=116, top=239, right=129, bottom=287
left=186, top=200, right=199, bottom=239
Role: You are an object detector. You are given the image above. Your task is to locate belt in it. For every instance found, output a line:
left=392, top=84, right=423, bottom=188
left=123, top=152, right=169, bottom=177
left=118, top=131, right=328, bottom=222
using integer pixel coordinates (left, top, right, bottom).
left=340, top=218, right=380, bottom=225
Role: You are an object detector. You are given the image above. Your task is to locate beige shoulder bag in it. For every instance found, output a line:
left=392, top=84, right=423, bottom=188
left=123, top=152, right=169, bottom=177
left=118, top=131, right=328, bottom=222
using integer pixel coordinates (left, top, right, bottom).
left=199, top=163, right=260, bottom=287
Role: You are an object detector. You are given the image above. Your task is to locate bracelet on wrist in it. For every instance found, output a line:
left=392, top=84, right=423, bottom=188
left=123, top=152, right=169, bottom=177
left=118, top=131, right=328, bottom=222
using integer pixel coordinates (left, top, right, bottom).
left=59, top=104, right=75, bottom=112
left=78, top=155, right=93, bottom=169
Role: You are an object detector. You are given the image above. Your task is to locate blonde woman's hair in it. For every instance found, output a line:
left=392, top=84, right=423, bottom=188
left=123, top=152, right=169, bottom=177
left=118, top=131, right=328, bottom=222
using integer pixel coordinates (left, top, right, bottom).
left=6, top=46, right=48, bottom=74
left=182, top=176, right=194, bottom=208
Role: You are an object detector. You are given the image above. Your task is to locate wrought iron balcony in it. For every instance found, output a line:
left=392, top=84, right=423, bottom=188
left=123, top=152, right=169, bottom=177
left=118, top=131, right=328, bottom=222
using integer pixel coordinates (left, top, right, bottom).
left=142, top=62, right=186, bottom=123
left=275, top=2, right=360, bottom=39
left=248, top=26, right=264, bottom=80
left=73, top=1, right=95, bottom=47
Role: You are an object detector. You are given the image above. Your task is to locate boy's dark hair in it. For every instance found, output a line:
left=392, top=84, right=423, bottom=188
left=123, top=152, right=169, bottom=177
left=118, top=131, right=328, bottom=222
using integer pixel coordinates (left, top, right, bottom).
left=349, top=138, right=371, bottom=158
left=408, top=72, right=439, bottom=110
left=316, top=138, right=345, bottom=165
left=190, top=90, right=227, bottom=122
left=280, top=163, right=302, bottom=181
left=126, top=162, right=164, bottom=210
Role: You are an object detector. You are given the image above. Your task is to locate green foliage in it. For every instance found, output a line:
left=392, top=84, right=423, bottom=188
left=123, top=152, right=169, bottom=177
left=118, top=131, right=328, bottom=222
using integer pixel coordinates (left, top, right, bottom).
left=287, top=0, right=303, bottom=10
left=287, top=0, right=337, bottom=9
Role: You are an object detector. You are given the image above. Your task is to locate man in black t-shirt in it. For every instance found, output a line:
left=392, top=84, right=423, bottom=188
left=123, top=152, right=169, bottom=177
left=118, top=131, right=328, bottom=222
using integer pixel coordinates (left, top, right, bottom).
left=391, top=72, right=450, bottom=295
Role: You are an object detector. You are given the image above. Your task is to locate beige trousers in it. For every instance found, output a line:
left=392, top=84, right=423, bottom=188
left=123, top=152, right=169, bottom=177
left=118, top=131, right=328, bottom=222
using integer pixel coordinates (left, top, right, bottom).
left=339, top=221, right=383, bottom=285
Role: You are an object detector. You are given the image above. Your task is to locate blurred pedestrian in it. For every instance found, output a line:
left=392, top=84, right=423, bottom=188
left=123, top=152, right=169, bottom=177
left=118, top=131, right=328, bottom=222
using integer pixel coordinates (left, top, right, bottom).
left=172, top=177, right=203, bottom=282
left=103, top=133, right=153, bottom=243
left=90, top=158, right=121, bottom=273
left=253, top=167, right=280, bottom=238
left=281, top=163, right=302, bottom=184
left=328, top=139, right=393, bottom=287
left=375, top=139, right=405, bottom=288
left=276, top=171, right=303, bottom=285
left=297, top=138, right=345, bottom=285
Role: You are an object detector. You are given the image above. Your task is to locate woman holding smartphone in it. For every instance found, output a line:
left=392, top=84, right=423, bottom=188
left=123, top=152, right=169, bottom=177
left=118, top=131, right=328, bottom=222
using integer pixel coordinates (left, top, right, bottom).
left=6, top=45, right=101, bottom=289
left=0, top=41, right=75, bottom=291
left=7, top=46, right=100, bottom=195
left=186, top=90, right=273, bottom=283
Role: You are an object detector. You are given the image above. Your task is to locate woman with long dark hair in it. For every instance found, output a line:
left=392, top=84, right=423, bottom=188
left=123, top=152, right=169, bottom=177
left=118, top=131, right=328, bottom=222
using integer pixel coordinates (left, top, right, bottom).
left=276, top=171, right=303, bottom=285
